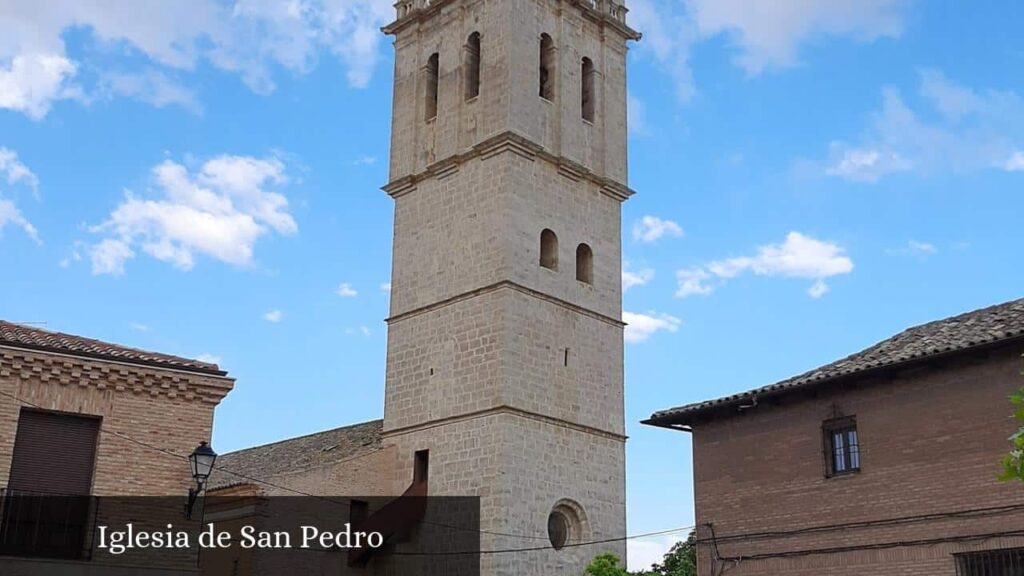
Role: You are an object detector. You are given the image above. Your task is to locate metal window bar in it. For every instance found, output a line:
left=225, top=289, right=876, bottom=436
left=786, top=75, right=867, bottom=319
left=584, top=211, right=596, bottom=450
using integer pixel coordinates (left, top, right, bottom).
left=826, top=425, right=860, bottom=475
left=955, top=547, right=1024, bottom=576
left=0, top=488, right=97, bottom=560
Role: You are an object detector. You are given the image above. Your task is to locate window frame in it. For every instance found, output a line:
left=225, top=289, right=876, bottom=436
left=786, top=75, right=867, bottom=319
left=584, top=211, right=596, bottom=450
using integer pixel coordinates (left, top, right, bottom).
left=955, top=547, right=1024, bottom=575
left=822, top=416, right=860, bottom=478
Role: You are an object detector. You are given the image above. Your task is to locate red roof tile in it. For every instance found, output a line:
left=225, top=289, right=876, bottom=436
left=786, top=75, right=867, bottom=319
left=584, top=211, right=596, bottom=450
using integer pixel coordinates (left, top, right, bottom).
left=0, top=320, right=226, bottom=376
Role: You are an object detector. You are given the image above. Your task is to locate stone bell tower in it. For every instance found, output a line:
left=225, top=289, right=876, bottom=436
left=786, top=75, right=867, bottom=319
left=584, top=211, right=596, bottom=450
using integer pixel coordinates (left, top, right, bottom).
left=381, top=0, right=639, bottom=573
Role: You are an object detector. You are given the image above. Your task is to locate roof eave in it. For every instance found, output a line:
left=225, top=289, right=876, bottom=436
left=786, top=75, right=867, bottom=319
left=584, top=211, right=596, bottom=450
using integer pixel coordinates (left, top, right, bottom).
left=0, top=341, right=230, bottom=378
left=644, top=332, right=1024, bottom=429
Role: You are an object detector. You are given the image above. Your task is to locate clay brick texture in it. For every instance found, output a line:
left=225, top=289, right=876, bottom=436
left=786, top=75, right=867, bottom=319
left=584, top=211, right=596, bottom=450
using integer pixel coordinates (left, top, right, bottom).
left=688, top=344, right=1024, bottom=575
left=0, top=346, right=234, bottom=497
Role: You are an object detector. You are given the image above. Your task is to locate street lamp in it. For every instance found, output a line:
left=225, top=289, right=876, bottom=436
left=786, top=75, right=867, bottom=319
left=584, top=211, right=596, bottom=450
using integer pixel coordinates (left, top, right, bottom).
left=186, top=441, right=217, bottom=519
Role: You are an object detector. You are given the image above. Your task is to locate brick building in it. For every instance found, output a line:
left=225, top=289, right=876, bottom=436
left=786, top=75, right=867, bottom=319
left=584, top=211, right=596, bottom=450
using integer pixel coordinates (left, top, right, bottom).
left=0, top=320, right=235, bottom=572
left=645, top=298, right=1024, bottom=575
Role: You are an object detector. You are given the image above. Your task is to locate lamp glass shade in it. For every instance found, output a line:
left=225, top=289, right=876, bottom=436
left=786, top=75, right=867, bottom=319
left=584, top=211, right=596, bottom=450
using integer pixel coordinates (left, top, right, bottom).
left=189, top=441, right=217, bottom=482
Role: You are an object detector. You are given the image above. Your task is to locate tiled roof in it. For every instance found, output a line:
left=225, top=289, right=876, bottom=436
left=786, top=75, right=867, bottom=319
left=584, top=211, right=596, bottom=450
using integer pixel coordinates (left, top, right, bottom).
left=0, top=320, right=225, bottom=375
left=209, top=419, right=384, bottom=490
left=645, top=297, right=1024, bottom=427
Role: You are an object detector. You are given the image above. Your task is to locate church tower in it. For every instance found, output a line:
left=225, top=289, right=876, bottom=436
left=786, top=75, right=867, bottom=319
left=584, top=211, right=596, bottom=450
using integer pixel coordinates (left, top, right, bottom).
left=381, top=1, right=639, bottom=573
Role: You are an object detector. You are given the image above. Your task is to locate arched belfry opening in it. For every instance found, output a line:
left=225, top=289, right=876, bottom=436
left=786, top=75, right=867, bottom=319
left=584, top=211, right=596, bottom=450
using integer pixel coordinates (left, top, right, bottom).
left=540, top=229, right=559, bottom=270
left=465, top=32, right=481, bottom=101
left=425, top=52, right=439, bottom=120
left=539, top=34, right=555, bottom=100
left=576, top=243, right=593, bottom=284
left=581, top=57, right=595, bottom=122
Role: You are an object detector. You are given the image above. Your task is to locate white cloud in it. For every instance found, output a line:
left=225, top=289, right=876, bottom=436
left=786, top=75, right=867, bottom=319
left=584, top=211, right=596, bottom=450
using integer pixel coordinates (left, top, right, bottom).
left=88, top=238, right=134, bottom=275
left=622, top=262, right=654, bottom=292
left=129, top=322, right=150, bottom=332
left=345, top=325, right=372, bottom=337
left=379, top=282, right=391, bottom=293
left=0, top=199, right=40, bottom=243
left=627, top=92, right=650, bottom=137
left=0, top=147, right=40, bottom=194
left=337, top=282, right=358, bottom=297
left=263, top=309, right=283, bottom=323
left=0, top=53, right=78, bottom=120
left=627, top=0, right=907, bottom=103
left=623, top=311, right=681, bottom=343
left=677, top=232, right=853, bottom=298
left=709, top=232, right=853, bottom=279
left=685, top=0, right=905, bottom=75
left=821, top=70, right=1024, bottom=182
left=825, top=146, right=912, bottom=182
left=196, top=353, right=222, bottom=364
left=907, top=240, right=937, bottom=256
left=887, top=239, right=937, bottom=258
left=0, top=147, right=41, bottom=243
left=88, top=154, right=296, bottom=274
left=807, top=279, right=829, bottom=299
left=675, top=267, right=714, bottom=298
left=59, top=245, right=83, bottom=268
left=628, top=536, right=684, bottom=573
left=1005, top=151, right=1024, bottom=172
left=633, top=215, right=684, bottom=244
left=0, top=0, right=395, bottom=118
left=99, top=70, right=200, bottom=113
left=353, top=155, right=377, bottom=166
left=628, top=0, right=697, bottom=102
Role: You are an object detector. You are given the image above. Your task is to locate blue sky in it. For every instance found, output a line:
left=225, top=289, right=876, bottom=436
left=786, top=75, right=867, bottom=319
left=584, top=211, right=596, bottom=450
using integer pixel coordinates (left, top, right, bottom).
left=2, top=0, right=1023, bottom=570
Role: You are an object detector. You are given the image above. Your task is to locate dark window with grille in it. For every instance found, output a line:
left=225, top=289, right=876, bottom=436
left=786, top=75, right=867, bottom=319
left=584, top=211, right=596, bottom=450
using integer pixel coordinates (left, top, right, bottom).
left=1, top=409, right=100, bottom=560
left=955, top=548, right=1024, bottom=575
left=823, top=416, right=859, bottom=477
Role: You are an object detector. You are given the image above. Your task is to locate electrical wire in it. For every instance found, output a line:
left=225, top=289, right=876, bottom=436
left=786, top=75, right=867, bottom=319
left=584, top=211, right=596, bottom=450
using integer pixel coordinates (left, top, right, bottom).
left=715, top=529, right=1024, bottom=562
left=0, top=388, right=677, bottom=545
left=695, top=502, right=1024, bottom=544
left=5, top=387, right=1022, bottom=559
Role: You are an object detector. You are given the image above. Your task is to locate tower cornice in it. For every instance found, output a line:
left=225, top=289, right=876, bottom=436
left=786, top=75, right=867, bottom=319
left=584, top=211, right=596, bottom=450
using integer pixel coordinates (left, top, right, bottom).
left=383, top=0, right=641, bottom=41
left=382, top=130, right=636, bottom=202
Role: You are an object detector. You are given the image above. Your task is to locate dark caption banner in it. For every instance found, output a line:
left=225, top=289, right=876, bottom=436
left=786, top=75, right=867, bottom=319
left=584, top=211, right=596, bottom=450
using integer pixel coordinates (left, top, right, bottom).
left=0, top=495, right=480, bottom=576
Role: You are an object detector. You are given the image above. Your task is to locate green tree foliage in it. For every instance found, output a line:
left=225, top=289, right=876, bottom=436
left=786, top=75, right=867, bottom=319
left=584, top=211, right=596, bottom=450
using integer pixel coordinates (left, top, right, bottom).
left=586, top=530, right=698, bottom=576
left=635, top=531, right=698, bottom=576
left=586, top=553, right=629, bottom=576
left=1001, top=386, right=1024, bottom=483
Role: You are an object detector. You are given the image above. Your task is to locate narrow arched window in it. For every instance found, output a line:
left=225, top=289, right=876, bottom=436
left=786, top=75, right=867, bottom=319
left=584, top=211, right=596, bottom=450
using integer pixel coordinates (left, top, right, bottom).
left=425, top=52, right=439, bottom=121
left=576, top=243, right=593, bottom=284
left=465, top=32, right=481, bottom=101
left=539, top=34, right=555, bottom=100
left=540, top=229, right=558, bottom=270
left=581, top=57, right=595, bottom=122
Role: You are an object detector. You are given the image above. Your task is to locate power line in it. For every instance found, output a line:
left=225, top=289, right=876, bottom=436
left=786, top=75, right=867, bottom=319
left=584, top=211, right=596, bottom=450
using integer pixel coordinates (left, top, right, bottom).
left=10, top=387, right=1020, bottom=560
left=390, top=525, right=697, bottom=556
left=715, top=529, right=1024, bottom=562
left=695, top=502, right=1024, bottom=544
left=0, top=388, right=661, bottom=545
left=0, top=388, right=541, bottom=540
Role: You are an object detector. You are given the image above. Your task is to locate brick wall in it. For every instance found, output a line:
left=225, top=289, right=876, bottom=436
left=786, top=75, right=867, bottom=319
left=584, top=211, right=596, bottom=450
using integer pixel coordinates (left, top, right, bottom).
left=0, top=346, right=234, bottom=496
left=690, top=345, right=1024, bottom=575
